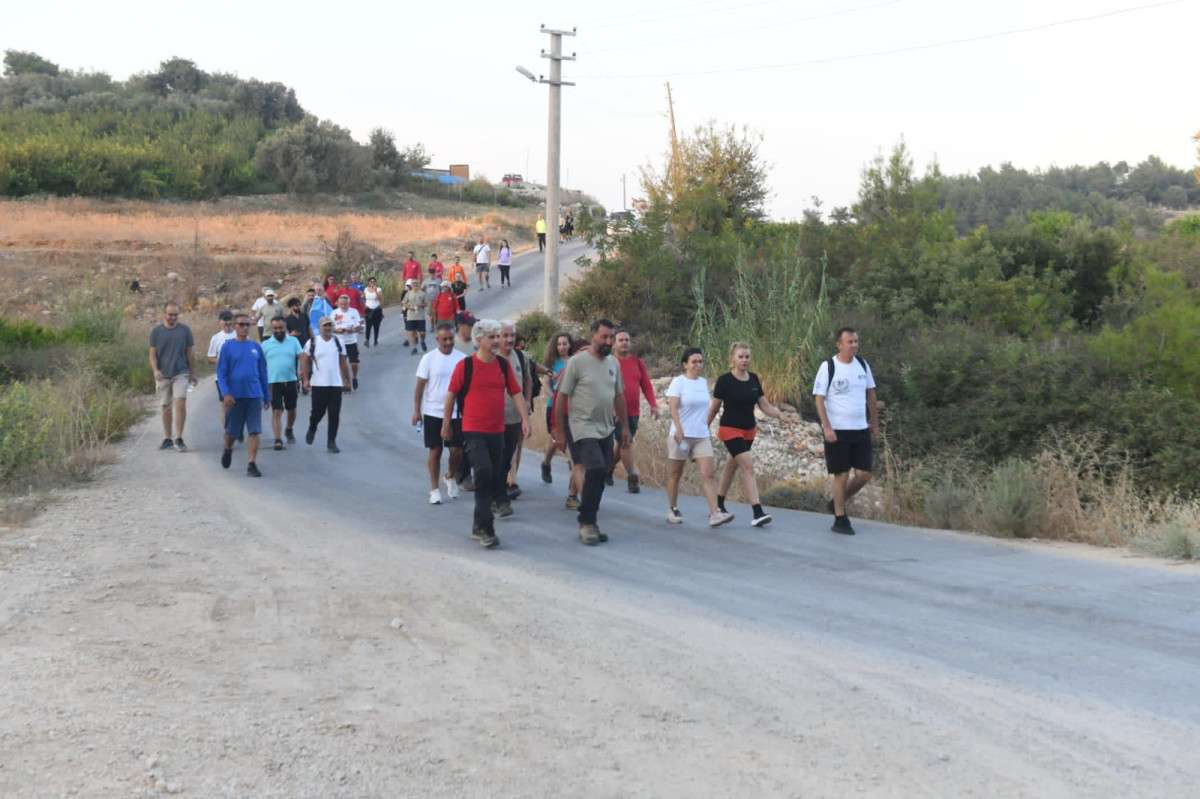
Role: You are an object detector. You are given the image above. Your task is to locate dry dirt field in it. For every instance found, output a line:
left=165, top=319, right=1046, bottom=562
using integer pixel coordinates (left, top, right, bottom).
left=0, top=195, right=537, bottom=323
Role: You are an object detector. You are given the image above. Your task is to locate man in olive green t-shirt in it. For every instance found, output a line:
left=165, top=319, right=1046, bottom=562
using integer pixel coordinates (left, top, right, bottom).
left=554, top=319, right=630, bottom=546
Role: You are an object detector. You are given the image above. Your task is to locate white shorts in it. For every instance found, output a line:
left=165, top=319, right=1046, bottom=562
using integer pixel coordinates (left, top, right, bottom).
left=667, top=435, right=714, bottom=461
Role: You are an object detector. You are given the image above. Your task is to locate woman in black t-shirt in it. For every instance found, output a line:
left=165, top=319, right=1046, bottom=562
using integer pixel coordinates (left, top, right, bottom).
left=707, top=342, right=783, bottom=527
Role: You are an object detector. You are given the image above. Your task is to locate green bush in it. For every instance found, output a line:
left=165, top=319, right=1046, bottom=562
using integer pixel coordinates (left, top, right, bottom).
left=515, top=311, right=561, bottom=356
left=1139, top=518, right=1198, bottom=560
left=980, top=459, right=1043, bottom=538
left=762, top=481, right=829, bottom=513
left=922, top=474, right=977, bottom=531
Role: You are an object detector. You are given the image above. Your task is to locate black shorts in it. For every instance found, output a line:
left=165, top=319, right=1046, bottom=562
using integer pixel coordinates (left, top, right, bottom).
left=344, top=343, right=360, bottom=364
left=425, top=415, right=463, bottom=449
left=614, top=414, right=640, bottom=443
left=270, top=381, right=298, bottom=411
left=405, top=319, right=426, bottom=332
left=824, top=428, right=872, bottom=474
left=569, top=436, right=614, bottom=472
left=723, top=437, right=753, bottom=458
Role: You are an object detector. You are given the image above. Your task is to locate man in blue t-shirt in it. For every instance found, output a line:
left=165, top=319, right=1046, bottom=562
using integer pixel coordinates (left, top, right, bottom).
left=262, top=317, right=305, bottom=451
left=216, top=313, right=271, bottom=477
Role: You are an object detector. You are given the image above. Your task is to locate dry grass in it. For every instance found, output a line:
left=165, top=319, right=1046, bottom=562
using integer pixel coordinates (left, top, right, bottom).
left=0, top=196, right=536, bottom=259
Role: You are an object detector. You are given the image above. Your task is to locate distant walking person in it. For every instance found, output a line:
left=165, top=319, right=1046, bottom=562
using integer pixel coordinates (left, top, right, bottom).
left=473, top=237, right=491, bottom=290
left=710, top=342, right=783, bottom=527
left=206, top=309, right=237, bottom=431
left=255, top=288, right=285, bottom=341
left=443, top=319, right=530, bottom=549
left=403, top=251, right=422, bottom=285
left=612, top=329, right=659, bottom=493
left=536, top=214, right=547, bottom=252
left=285, top=297, right=310, bottom=346
left=664, top=348, right=734, bottom=527
left=432, top=281, right=458, bottom=327
left=331, top=294, right=363, bottom=390
left=149, top=301, right=197, bottom=451
left=401, top=279, right=428, bottom=355
left=301, top=317, right=352, bottom=453
left=498, top=320, right=532, bottom=509
left=262, top=317, right=304, bottom=450
left=363, top=276, right=384, bottom=348
left=427, top=253, right=445, bottom=284
left=216, top=314, right=271, bottom=477
left=554, top=319, right=630, bottom=546
left=813, top=327, right=878, bottom=536
left=497, top=239, right=513, bottom=287
left=413, top=322, right=467, bottom=505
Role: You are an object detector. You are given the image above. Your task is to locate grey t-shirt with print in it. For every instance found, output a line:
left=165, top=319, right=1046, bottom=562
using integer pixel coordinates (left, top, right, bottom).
left=149, top=323, right=194, bottom=378
left=503, top=350, right=526, bottom=425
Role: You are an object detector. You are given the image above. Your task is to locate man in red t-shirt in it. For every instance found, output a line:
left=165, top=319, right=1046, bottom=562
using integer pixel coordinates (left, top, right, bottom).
left=403, top=251, right=422, bottom=284
left=332, top=284, right=364, bottom=315
left=427, top=253, right=445, bottom=283
left=443, top=319, right=530, bottom=548
left=614, top=329, right=659, bottom=493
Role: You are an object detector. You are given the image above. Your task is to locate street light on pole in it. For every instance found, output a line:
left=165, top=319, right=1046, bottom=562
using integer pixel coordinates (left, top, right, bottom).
left=516, top=24, right=575, bottom=320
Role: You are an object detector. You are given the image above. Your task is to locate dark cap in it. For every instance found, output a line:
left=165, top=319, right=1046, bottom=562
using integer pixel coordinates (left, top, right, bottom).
left=455, top=312, right=476, bottom=326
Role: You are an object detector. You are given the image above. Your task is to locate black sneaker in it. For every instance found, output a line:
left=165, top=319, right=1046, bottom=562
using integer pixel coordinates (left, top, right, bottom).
left=493, top=501, right=514, bottom=519
left=220, top=448, right=232, bottom=469
left=273, top=439, right=284, bottom=451
left=352, top=378, right=359, bottom=390
left=831, top=516, right=856, bottom=536
left=246, top=462, right=262, bottom=478
left=285, top=428, right=296, bottom=443
left=327, top=443, right=340, bottom=454
left=160, top=438, right=174, bottom=450
left=541, top=463, right=552, bottom=484
left=506, top=484, right=522, bottom=501
left=595, top=525, right=609, bottom=543
left=305, top=428, right=315, bottom=445
left=627, top=474, right=640, bottom=493
left=173, top=438, right=187, bottom=452
left=751, top=511, right=773, bottom=528
left=420, top=340, right=427, bottom=351
left=410, top=347, right=418, bottom=356
left=479, top=530, right=499, bottom=549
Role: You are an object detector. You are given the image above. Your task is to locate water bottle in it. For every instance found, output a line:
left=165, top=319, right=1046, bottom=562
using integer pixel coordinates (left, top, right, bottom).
left=415, top=419, right=423, bottom=435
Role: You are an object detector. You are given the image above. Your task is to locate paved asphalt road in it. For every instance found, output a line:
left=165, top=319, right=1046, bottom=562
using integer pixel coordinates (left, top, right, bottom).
left=185, top=241, right=1200, bottom=795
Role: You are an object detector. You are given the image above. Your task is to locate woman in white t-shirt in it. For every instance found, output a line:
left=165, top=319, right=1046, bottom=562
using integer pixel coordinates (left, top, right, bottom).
left=363, top=276, right=384, bottom=347
left=664, top=347, right=735, bottom=528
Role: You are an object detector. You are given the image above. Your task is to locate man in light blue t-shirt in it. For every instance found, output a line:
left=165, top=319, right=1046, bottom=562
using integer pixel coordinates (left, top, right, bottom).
left=262, top=317, right=304, bottom=450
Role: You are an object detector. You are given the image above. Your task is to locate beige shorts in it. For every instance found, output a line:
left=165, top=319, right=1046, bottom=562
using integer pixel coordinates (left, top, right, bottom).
left=667, top=435, right=714, bottom=461
left=156, top=373, right=191, bottom=407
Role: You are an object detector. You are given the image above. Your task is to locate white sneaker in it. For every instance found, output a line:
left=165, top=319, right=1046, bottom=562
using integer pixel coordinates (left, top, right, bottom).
left=444, top=479, right=459, bottom=500
left=666, top=508, right=683, bottom=524
left=429, top=489, right=443, bottom=505
left=708, top=511, right=735, bottom=528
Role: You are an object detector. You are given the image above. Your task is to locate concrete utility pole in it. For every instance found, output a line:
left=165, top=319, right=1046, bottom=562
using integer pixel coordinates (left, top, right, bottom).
left=516, top=25, right=575, bottom=319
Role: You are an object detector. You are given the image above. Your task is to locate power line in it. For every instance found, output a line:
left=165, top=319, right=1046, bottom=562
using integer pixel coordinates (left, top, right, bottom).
left=583, top=0, right=799, bottom=31
left=579, top=0, right=1186, bottom=80
left=582, top=0, right=902, bottom=56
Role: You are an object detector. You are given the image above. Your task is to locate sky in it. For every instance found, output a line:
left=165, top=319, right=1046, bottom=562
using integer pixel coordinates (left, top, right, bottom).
left=6, top=0, right=1199, bottom=218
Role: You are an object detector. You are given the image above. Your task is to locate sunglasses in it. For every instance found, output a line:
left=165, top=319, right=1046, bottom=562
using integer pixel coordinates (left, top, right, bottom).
left=235, top=322, right=251, bottom=327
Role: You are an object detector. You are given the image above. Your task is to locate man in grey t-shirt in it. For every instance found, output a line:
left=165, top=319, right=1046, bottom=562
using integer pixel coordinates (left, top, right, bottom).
left=497, top=321, right=531, bottom=514
left=554, top=319, right=630, bottom=546
left=148, top=301, right=197, bottom=451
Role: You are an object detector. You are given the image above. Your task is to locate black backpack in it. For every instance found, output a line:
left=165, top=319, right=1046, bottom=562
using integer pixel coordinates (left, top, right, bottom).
left=306, top=335, right=344, bottom=371
left=823, top=355, right=871, bottom=417
left=455, top=355, right=512, bottom=419
left=513, top=349, right=540, bottom=401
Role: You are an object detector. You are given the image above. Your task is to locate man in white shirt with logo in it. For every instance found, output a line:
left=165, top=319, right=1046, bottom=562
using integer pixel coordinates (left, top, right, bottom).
left=331, top=293, right=364, bottom=390
left=813, top=326, right=878, bottom=536
left=413, top=322, right=468, bottom=505
left=301, top=316, right=352, bottom=453
left=472, top=236, right=491, bottom=291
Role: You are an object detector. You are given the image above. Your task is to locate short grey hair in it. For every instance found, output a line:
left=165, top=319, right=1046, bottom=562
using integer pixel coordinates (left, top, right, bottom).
left=472, top=318, right=501, bottom=343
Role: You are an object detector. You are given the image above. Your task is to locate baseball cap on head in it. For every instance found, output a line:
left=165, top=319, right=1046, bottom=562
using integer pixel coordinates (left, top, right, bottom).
left=455, top=312, right=476, bottom=326
left=264, top=288, right=277, bottom=297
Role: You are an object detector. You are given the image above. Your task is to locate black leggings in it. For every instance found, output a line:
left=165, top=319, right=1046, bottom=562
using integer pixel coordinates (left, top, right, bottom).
left=308, top=386, right=342, bottom=444
left=499, top=264, right=511, bottom=285
left=365, top=307, right=383, bottom=345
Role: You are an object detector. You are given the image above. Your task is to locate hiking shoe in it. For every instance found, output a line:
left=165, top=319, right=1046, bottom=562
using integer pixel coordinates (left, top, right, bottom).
left=273, top=439, right=284, bottom=451
left=541, top=462, right=552, bottom=484
left=327, top=443, right=340, bottom=454
left=445, top=479, right=460, bottom=500
left=578, top=524, right=600, bottom=546
left=160, top=438, right=174, bottom=450
left=506, top=484, right=522, bottom=501
left=751, top=511, right=773, bottom=528
left=220, top=448, right=232, bottom=469
left=429, top=489, right=443, bottom=505
left=667, top=507, right=683, bottom=524
left=174, top=438, right=187, bottom=452
left=565, top=495, right=580, bottom=511
left=246, top=462, right=262, bottom=478
left=471, top=525, right=487, bottom=541
left=831, top=516, right=856, bottom=536
left=305, top=428, right=315, bottom=445
left=479, top=531, right=499, bottom=549
left=494, top=500, right=514, bottom=519
left=627, top=474, right=640, bottom=493
left=595, top=525, right=609, bottom=543
left=421, top=340, right=427, bottom=351
left=285, top=428, right=296, bottom=443
left=708, top=511, right=735, bottom=528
